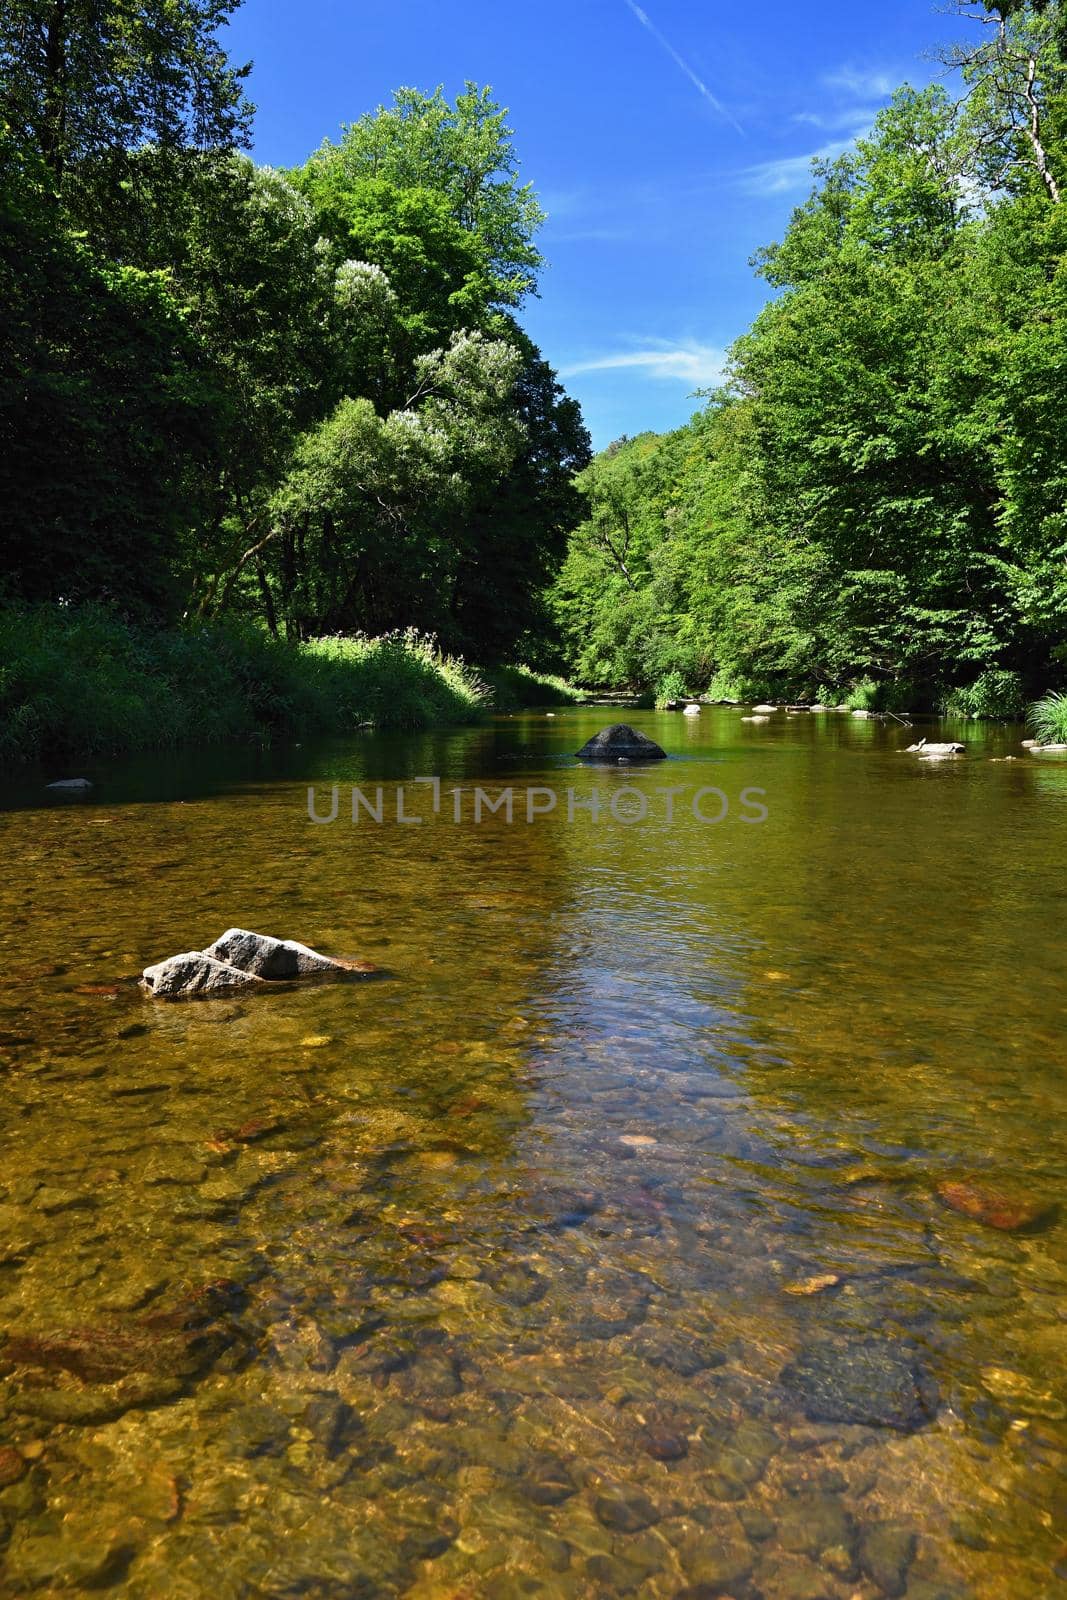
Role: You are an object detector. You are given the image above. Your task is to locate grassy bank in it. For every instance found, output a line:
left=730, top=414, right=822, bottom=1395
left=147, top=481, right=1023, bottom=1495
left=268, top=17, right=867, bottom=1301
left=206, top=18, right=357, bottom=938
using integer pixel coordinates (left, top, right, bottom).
left=0, top=605, right=577, bottom=764
left=480, top=664, right=583, bottom=711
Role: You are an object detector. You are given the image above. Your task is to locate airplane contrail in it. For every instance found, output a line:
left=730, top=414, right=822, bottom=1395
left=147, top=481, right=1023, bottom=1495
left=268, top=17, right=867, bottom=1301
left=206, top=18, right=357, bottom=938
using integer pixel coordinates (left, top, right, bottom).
left=622, top=0, right=745, bottom=136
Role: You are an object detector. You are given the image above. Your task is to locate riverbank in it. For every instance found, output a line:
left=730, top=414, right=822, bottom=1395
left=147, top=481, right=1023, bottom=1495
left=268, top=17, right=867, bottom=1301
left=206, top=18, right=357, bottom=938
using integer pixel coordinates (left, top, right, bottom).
left=0, top=605, right=581, bottom=763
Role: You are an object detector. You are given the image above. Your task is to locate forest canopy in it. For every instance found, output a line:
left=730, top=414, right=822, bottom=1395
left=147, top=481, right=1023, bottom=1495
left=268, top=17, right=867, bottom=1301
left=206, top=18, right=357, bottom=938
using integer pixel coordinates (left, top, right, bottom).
left=551, top=0, right=1067, bottom=712
left=0, top=5, right=589, bottom=663
left=4, top=1, right=1067, bottom=714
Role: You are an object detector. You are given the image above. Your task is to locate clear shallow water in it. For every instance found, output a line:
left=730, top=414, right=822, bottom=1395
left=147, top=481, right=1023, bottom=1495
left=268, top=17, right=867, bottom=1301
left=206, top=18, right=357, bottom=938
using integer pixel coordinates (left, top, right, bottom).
left=0, top=707, right=1065, bottom=1598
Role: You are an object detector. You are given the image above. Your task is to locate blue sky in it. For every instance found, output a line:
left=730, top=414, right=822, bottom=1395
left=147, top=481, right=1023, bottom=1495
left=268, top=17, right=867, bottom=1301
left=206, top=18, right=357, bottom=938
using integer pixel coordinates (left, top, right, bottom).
left=226, top=0, right=970, bottom=449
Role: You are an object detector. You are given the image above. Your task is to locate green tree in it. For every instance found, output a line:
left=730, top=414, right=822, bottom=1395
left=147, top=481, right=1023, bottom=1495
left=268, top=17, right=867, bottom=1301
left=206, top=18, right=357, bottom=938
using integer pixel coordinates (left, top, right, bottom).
left=0, top=0, right=251, bottom=195
left=0, top=167, right=225, bottom=614
left=301, top=85, right=544, bottom=307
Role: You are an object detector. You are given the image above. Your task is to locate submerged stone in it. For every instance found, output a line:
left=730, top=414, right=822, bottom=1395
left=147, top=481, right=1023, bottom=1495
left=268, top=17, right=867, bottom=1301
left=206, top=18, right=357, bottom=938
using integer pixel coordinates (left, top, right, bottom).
left=520, top=1454, right=577, bottom=1506
left=641, top=1426, right=688, bottom=1461
left=575, top=724, right=667, bottom=762
left=634, top=1331, right=727, bottom=1376
left=935, top=1177, right=1054, bottom=1232
left=859, top=1524, right=917, bottom=1597
left=780, top=1339, right=939, bottom=1432
left=593, top=1484, right=660, bottom=1532
left=777, top=1493, right=856, bottom=1557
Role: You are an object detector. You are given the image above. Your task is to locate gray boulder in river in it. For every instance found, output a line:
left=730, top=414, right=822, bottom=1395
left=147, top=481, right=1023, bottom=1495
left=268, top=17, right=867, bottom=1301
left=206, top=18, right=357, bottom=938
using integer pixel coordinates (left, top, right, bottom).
left=575, top=724, right=667, bottom=762
left=142, top=951, right=267, bottom=998
left=143, top=928, right=378, bottom=998
left=207, top=927, right=357, bottom=980
left=905, top=739, right=965, bottom=756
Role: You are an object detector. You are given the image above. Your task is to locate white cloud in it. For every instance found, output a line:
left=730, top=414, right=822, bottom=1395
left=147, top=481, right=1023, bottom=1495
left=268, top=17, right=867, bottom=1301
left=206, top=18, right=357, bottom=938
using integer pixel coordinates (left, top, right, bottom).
left=561, top=341, right=727, bottom=386
left=822, top=66, right=896, bottom=99
left=738, top=141, right=852, bottom=197
left=793, top=106, right=881, bottom=134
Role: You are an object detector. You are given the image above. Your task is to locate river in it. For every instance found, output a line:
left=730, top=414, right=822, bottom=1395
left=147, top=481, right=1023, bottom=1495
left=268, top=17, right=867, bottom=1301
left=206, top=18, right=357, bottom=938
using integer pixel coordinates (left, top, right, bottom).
left=0, top=706, right=1064, bottom=1597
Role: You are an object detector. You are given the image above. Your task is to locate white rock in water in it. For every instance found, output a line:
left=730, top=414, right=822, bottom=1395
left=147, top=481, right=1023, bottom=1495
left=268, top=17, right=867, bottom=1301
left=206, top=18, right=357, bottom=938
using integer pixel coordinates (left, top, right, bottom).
left=809, top=704, right=831, bottom=713
left=1021, top=739, right=1040, bottom=748
left=46, top=778, right=92, bottom=791
left=205, top=928, right=350, bottom=980
left=907, top=740, right=965, bottom=756
left=683, top=704, right=701, bottom=717
left=851, top=709, right=874, bottom=719
left=742, top=714, right=771, bottom=723
left=752, top=704, right=778, bottom=714
left=142, top=951, right=266, bottom=998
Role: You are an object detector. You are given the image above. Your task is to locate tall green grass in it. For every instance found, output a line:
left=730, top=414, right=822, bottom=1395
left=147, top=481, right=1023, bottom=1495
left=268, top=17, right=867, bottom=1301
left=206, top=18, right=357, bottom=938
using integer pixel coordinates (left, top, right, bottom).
left=654, top=669, right=687, bottom=708
left=1028, top=691, right=1067, bottom=745
left=940, top=669, right=1025, bottom=721
left=479, top=664, right=583, bottom=711
left=0, top=605, right=495, bottom=762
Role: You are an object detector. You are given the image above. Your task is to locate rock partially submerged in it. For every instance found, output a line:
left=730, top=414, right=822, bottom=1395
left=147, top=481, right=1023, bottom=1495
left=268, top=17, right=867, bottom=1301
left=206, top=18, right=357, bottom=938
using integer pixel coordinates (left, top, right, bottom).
left=142, top=952, right=266, bottom=998
left=206, top=928, right=359, bottom=980
left=752, top=703, right=779, bottom=714
left=143, top=928, right=379, bottom=999
left=575, top=724, right=667, bottom=763
left=682, top=703, right=701, bottom=717
left=46, top=778, right=93, bottom=793
left=905, top=739, right=965, bottom=757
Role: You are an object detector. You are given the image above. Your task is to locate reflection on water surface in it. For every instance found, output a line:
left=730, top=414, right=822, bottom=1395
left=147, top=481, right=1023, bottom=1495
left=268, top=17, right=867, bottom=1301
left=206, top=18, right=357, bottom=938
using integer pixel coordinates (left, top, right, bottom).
left=0, top=708, right=1064, bottom=1597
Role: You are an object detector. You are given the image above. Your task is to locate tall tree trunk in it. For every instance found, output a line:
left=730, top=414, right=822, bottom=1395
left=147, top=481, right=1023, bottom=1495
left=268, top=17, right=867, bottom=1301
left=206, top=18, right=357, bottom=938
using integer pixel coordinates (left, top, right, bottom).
left=41, top=0, right=68, bottom=184
left=255, top=562, right=278, bottom=636
left=1023, top=49, right=1061, bottom=202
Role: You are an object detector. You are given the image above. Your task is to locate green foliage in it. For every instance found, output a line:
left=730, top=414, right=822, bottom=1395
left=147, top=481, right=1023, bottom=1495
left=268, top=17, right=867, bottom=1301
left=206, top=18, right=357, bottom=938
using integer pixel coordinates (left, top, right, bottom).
left=1028, top=689, right=1067, bottom=742
left=301, top=84, right=544, bottom=306
left=655, top=670, right=687, bottom=707
left=0, top=0, right=252, bottom=195
left=480, top=665, right=582, bottom=710
left=0, top=605, right=489, bottom=762
left=843, top=679, right=880, bottom=713
left=941, top=670, right=1026, bottom=719
left=0, top=169, right=226, bottom=615
left=0, top=18, right=590, bottom=655
left=554, top=8, right=1067, bottom=710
